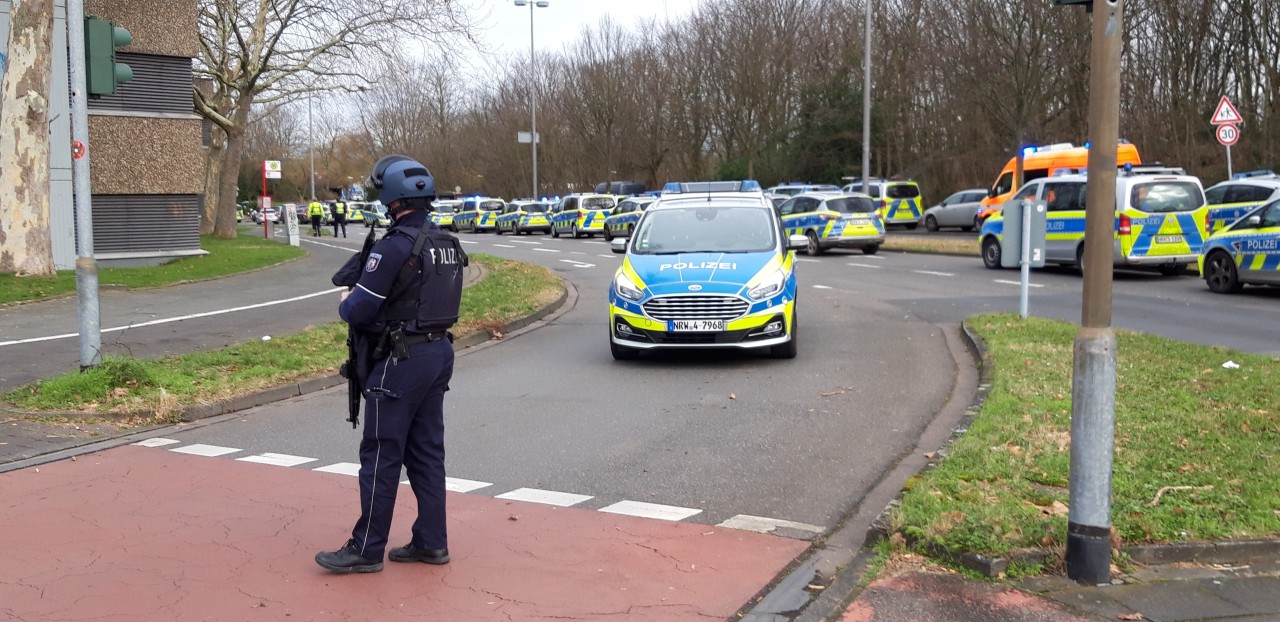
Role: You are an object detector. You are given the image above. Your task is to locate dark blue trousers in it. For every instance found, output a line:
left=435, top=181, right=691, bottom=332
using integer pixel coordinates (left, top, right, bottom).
left=351, top=338, right=454, bottom=559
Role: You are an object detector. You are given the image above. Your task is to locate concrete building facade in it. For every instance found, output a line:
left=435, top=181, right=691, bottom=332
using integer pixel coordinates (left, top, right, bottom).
left=0, top=0, right=202, bottom=269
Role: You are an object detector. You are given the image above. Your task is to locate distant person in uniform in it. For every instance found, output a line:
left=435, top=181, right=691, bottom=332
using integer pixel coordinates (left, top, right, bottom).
left=333, top=199, right=349, bottom=238
left=308, top=199, right=325, bottom=236
left=316, top=155, right=468, bottom=574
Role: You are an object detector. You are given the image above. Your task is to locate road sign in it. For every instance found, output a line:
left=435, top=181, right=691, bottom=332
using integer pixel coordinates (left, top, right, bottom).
left=264, top=160, right=282, bottom=179
left=1216, top=123, right=1239, bottom=147
left=1210, top=96, right=1243, bottom=125
left=517, top=131, right=540, bottom=144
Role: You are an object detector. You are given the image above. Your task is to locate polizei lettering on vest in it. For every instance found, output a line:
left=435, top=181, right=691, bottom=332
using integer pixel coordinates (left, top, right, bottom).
left=429, top=247, right=461, bottom=265
left=659, top=262, right=738, bottom=271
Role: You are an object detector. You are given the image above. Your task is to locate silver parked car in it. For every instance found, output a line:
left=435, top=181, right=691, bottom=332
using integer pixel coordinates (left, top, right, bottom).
left=921, top=188, right=987, bottom=232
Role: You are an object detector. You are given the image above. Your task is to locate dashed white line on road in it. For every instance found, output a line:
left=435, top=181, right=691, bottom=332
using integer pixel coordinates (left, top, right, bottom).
left=599, top=500, right=703, bottom=521
left=492, top=244, right=516, bottom=248
left=507, top=240, right=542, bottom=245
left=599, top=254, right=617, bottom=259
left=995, top=279, right=1044, bottom=288
left=170, top=444, right=241, bottom=457
left=571, top=251, right=587, bottom=255
left=444, top=477, right=493, bottom=493
left=237, top=453, right=317, bottom=468
left=313, top=462, right=361, bottom=476
left=813, top=285, right=833, bottom=290
left=913, top=270, right=955, bottom=277
left=861, top=254, right=886, bottom=260
left=796, top=258, right=820, bottom=263
left=303, top=239, right=349, bottom=251
left=717, top=514, right=824, bottom=536
left=133, top=438, right=180, bottom=448
left=847, top=263, right=883, bottom=269
left=533, top=248, right=560, bottom=253
left=460, top=240, right=479, bottom=245
left=496, top=488, right=593, bottom=507
left=560, top=259, right=596, bottom=268
left=0, top=288, right=345, bottom=348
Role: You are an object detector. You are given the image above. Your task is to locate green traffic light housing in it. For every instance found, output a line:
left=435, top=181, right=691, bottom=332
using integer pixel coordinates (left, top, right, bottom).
left=84, top=17, right=132, bottom=96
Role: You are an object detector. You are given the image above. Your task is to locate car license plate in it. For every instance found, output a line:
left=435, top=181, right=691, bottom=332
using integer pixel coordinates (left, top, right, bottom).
left=1155, top=235, right=1183, bottom=244
left=844, top=219, right=870, bottom=226
left=669, top=320, right=725, bottom=332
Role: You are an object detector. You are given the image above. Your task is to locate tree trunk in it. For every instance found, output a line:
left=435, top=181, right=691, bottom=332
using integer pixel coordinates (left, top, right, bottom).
left=212, top=101, right=252, bottom=238
left=201, top=127, right=226, bottom=235
left=0, top=0, right=55, bottom=276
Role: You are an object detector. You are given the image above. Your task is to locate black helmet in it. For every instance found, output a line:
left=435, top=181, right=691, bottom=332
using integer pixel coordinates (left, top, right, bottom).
left=370, top=155, right=436, bottom=207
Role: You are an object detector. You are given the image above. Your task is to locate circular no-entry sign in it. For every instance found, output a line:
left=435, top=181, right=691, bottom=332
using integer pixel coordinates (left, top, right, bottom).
left=1217, top=123, right=1240, bottom=147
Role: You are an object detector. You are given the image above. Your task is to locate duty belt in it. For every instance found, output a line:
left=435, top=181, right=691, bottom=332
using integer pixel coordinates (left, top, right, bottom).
left=402, top=331, right=452, bottom=345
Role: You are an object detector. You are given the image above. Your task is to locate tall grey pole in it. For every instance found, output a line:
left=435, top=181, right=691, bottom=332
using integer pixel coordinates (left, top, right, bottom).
left=1068, top=0, right=1123, bottom=585
left=860, top=0, right=872, bottom=190
left=528, top=1, right=539, bottom=200
left=309, top=95, right=315, bottom=200
left=67, top=0, right=101, bottom=370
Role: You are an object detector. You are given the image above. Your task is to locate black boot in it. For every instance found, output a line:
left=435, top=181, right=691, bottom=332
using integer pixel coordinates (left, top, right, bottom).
left=315, top=539, right=383, bottom=573
left=388, top=543, right=450, bottom=565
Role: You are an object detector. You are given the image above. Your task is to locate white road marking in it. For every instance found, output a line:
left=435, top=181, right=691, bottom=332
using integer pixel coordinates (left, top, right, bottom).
left=492, top=244, right=516, bottom=248
left=304, top=239, right=349, bottom=251
left=0, top=288, right=345, bottom=348
left=599, top=500, right=702, bottom=522
left=508, top=240, right=542, bottom=245
left=599, top=254, right=617, bottom=259
left=559, top=259, right=596, bottom=268
left=236, top=453, right=317, bottom=468
left=460, top=240, right=479, bottom=245
left=313, top=462, right=361, bottom=476
left=861, top=254, right=885, bottom=260
left=170, top=444, right=241, bottom=457
left=812, top=285, right=833, bottom=290
left=495, top=488, right=592, bottom=507
left=995, top=279, right=1044, bottom=288
left=133, top=438, right=180, bottom=448
left=847, top=263, right=883, bottom=269
left=913, top=270, right=955, bottom=277
left=533, top=248, right=560, bottom=253
left=796, top=258, right=821, bottom=263
left=571, top=251, right=587, bottom=255
left=717, top=514, right=824, bottom=536
left=445, top=477, right=493, bottom=493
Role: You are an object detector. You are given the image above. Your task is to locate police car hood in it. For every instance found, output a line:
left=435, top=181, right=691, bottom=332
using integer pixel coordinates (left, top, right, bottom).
left=627, top=252, right=779, bottom=296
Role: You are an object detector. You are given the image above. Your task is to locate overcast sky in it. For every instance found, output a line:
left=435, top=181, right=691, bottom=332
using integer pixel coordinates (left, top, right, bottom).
left=463, top=0, right=700, bottom=65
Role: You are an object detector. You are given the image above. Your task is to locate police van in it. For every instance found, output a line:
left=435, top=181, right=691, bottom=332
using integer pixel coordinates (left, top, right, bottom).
left=495, top=200, right=551, bottom=235
left=1202, top=170, right=1280, bottom=235
left=607, top=182, right=806, bottom=360
left=979, top=165, right=1208, bottom=275
left=431, top=199, right=462, bottom=231
left=1198, top=199, right=1280, bottom=293
left=777, top=191, right=884, bottom=255
left=842, top=178, right=925, bottom=229
left=549, top=193, right=616, bottom=238
left=452, top=197, right=505, bottom=233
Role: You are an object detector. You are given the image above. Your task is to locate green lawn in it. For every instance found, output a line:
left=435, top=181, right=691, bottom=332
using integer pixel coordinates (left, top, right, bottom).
left=3, top=254, right=562, bottom=419
left=0, top=235, right=305, bottom=306
left=893, top=314, right=1280, bottom=575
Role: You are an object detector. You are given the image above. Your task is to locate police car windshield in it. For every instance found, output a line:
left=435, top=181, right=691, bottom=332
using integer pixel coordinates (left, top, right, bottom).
left=826, top=197, right=877, bottom=214
left=1130, top=181, right=1204, bottom=213
left=885, top=184, right=920, bottom=199
left=631, top=206, right=777, bottom=254
left=523, top=203, right=548, bottom=213
left=479, top=201, right=504, bottom=211
left=582, top=197, right=616, bottom=210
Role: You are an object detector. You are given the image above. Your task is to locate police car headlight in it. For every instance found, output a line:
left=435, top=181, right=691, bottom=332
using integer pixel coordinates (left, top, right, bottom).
left=748, top=270, right=785, bottom=301
left=614, top=273, right=644, bottom=302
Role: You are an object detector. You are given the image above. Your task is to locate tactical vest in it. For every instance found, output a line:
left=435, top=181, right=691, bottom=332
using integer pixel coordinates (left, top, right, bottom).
left=379, top=224, right=468, bottom=333
left=335, top=202, right=347, bottom=215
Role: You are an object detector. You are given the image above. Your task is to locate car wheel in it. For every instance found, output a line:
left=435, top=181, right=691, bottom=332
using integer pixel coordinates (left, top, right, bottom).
left=862, top=244, right=879, bottom=255
left=1157, top=263, right=1185, bottom=277
left=609, top=325, right=639, bottom=361
left=981, top=236, right=1002, bottom=270
left=552, top=224, right=561, bottom=238
left=1204, top=251, right=1242, bottom=293
left=1075, top=244, right=1086, bottom=275
left=572, top=223, right=581, bottom=239
left=770, top=307, right=798, bottom=359
left=805, top=231, right=824, bottom=256
left=603, top=226, right=614, bottom=241
left=925, top=215, right=939, bottom=232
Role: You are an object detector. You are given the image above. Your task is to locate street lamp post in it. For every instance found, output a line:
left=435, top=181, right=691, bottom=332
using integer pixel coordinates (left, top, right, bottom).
left=515, top=0, right=549, bottom=200
left=309, top=95, right=315, bottom=201
left=861, top=0, right=873, bottom=191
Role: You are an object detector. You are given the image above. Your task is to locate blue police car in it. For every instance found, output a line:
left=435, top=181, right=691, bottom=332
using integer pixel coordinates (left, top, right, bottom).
left=607, top=184, right=807, bottom=360
left=1198, top=199, right=1280, bottom=293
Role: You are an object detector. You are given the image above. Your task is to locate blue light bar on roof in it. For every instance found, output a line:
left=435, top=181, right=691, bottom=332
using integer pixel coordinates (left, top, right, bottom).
left=661, top=180, right=762, bottom=194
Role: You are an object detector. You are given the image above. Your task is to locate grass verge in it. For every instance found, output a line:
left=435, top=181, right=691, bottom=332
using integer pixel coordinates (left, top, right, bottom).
left=882, top=234, right=979, bottom=256
left=2, top=254, right=561, bottom=419
left=893, top=313, right=1280, bottom=576
left=0, top=235, right=306, bottom=306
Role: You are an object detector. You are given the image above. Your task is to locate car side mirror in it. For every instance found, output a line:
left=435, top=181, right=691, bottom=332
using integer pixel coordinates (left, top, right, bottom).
left=787, top=234, right=808, bottom=251
left=1245, top=215, right=1262, bottom=227
left=611, top=238, right=628, bottom=254
left=987, top=188, right=997, bottom=199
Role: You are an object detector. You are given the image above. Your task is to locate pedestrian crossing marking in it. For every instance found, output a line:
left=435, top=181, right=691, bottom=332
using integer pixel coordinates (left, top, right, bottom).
left=133, top=438, right=180, bottom=448
left=170, top=443, right=241, bottom=457
left=237, top=453, right=317, bottom=468
left=717, top=515, right=823, bottom=536
left=495, top=487, right=592, bottom=507
left=313, top=462, right=361, bottom=476
left=599, top=500, right=702, bottom=522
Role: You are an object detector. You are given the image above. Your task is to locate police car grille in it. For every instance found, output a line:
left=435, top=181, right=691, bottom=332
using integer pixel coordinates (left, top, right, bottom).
left=644, top=295, right=748, bottom=321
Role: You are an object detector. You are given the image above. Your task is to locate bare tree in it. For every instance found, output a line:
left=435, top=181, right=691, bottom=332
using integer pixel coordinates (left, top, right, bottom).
left=0, top=0, right=55, bottom=276
left=194, top=0, right=476, bottom=237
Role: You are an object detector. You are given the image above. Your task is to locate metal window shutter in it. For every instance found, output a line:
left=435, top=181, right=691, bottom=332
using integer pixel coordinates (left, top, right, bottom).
left=88, top=53, right=193, bottom=114
left=91, top=195, right=201, bottom=254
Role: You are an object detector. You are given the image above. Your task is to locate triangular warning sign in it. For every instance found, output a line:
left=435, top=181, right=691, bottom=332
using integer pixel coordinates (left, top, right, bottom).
left=1211, top=96, right=1243, bottom=125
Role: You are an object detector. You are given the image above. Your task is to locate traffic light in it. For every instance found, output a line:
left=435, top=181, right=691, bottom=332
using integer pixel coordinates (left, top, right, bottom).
left=84, top=17, right=132, bottom=96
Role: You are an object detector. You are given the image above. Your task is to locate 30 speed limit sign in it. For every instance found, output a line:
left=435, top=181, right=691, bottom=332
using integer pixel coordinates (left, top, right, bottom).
left=1217, top=123, right=1240, bottom=147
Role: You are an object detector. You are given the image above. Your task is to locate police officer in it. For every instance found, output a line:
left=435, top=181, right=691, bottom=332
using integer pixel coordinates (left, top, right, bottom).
left=316, top=155, right=467, bottom=574
left=308, top=198, right=325, bottom=236
left=332, top=198, right=349, bottom=238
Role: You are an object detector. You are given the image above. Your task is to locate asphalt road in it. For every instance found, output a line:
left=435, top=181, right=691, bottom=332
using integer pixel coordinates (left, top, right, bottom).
left=2, top=224, right=1276, bottom=534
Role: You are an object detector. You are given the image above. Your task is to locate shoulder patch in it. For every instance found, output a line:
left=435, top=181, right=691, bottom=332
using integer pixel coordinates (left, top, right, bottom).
left=365, top=253, right=383, bottom=272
